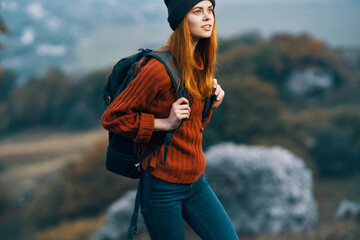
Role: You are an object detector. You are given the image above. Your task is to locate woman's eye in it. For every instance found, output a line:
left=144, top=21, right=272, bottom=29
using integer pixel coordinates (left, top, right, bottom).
left=194, top=10, right=201, bottom=14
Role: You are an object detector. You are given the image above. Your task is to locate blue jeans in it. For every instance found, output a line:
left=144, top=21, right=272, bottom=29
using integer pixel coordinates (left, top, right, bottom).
left=140, top=172, right=239, bottom=240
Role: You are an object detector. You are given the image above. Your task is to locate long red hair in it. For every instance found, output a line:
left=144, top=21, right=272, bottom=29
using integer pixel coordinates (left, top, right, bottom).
left=159, top=14, right=217, bottom=100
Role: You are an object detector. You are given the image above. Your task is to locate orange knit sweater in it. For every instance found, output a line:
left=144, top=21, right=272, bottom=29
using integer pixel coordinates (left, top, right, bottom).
left=101, top=56, right=212, bottom=184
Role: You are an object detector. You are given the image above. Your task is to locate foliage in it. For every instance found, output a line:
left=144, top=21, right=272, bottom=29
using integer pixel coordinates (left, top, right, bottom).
left=0, top=184, right=6, bottom=215
left=65, top=71, right=107, bottom=129
left=270, top=34, right=344, bottom=87
left=286, top=107, right=360, bottom=177
left=203, top=75, right=290, bottom=147
left=0, top=69, right=17, bottom=102
left=23, top=182, right=65, bottom=230
left=0, top=32, right=352, bottom=138
left=310, top=125, right=360, bottom=177
left=0, top=9, right=10, bottom=52
left=0, top=68, right=108, bottom=134
left=218, top=31, right=262, bottom=52
left=0, top=185, right=24, bottom=240
left=23, top=140, right=137, bottom=230
left=6, top=69, right=72, bottom=128
left=59, top=141, right=137, bottom=218
left=332, top=110, right=360, bottom=147
left=217, top=33, right=346, bottom=103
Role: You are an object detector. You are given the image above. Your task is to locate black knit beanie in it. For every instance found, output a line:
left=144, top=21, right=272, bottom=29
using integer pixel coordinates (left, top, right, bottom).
left=164, top=0, right=216, bottom=31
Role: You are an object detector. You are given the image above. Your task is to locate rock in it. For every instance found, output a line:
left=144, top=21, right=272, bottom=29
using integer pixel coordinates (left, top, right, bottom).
left=16, top=185, right=33, bottom=206
left=90, top=190, right=146, bottom=240
left=285, top=68, right=334, bottom=98
left=336, top=199, right=360, bottom=220
left=205, top=143, right=319, bottom=235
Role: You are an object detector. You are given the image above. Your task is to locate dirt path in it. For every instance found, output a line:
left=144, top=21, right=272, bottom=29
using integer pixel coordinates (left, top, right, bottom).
left=0, top=128, right=107, bottom=197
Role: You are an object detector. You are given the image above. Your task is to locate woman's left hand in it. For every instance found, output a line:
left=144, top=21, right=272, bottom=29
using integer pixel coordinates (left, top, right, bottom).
left=211, top=78, right=225, bottom=109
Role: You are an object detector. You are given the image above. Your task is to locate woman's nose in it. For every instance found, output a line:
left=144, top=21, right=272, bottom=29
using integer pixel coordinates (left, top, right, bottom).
left=203, top=11, right=212, bottom=21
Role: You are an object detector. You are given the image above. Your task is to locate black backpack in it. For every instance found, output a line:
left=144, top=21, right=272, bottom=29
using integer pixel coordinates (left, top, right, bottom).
left=103, top=48, right=213, bottom=179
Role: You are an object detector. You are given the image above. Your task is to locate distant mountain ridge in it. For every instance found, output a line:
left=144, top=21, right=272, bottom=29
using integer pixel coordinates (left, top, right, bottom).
left=1, top=0, right=166, bottom=78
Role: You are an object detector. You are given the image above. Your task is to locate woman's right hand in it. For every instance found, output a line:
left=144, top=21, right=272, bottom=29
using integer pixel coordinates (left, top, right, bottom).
left=167, top=97, right=191, bottom=130
left=154, top=97, right=191, bottom=131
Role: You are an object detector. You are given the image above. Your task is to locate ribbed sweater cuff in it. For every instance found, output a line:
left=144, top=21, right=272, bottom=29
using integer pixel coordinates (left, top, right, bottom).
left=134, top=113, right=155, bottom=143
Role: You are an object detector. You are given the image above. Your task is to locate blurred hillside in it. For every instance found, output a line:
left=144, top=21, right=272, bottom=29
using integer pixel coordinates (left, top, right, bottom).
left=2, top=0, right=359, bottom=79
left=0, top=0, right=165, bottom=78
left=0, top=32, right=360, bottom=239
left=1, top=32, right=360, bottom=137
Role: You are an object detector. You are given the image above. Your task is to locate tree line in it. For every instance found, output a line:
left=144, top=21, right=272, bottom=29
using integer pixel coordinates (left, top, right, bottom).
left=1, top=32, right=360, bottom=239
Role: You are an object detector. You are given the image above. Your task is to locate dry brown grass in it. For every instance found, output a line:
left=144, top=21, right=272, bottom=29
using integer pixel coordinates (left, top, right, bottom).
left=0, top=128, right=106, bottom=197
left=41, top=218, right=358, bottom=240
left=33, top=215, right=106, bottom=240
left=314, top=173, right=360, bottom=224
left=238, top=219, right=359, bottom=240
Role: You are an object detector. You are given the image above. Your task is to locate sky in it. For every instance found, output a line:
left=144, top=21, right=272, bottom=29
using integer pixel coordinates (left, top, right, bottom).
left=216, top=0, right=359, bottom=46
left=1, top=0, right=359, bottom=76
left=71, top=0, right=360, bottom=73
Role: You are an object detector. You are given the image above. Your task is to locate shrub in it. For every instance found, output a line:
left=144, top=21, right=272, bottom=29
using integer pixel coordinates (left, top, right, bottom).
left=23, top=140, right=137, bottom=230
left=310, top=125, right=360, bottom=177
left=0, top=184, right=6, bottom=215
left=203, top=75, right=288, bottom=147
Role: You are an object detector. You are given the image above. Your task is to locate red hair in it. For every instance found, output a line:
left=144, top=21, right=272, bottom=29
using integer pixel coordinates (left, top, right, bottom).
left=159, top=14, right=217, bottom=100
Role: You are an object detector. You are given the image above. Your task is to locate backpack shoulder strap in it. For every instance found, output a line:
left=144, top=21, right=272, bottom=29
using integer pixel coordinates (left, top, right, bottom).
left=144, top=51, right=188, bottom=167
left=146, top=51, right=189, bottom=101
left=202, top=95, right=216, bottom=122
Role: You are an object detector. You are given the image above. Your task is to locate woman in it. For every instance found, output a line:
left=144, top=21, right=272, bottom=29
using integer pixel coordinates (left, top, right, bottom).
left=102, top=0, right=239, bottom=239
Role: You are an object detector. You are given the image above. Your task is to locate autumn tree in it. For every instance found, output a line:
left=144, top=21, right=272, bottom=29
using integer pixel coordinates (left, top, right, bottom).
left=0, top=3, right=10, bottom=74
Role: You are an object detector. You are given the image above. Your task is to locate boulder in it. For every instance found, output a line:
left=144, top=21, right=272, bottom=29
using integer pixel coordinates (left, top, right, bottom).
left=336, top=199, right=360, bottom=221
left=205, top=143, right=319, bottom=235
left=90, top=190, right=146, bottom=240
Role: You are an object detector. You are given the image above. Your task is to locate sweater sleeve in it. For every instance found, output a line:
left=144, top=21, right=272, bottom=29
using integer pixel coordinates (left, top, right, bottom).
left=101, top=58, right=170, bottom=143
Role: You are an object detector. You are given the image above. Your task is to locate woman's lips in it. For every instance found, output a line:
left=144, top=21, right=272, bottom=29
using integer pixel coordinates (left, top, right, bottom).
left=202, top=24, right=212, bottom=30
